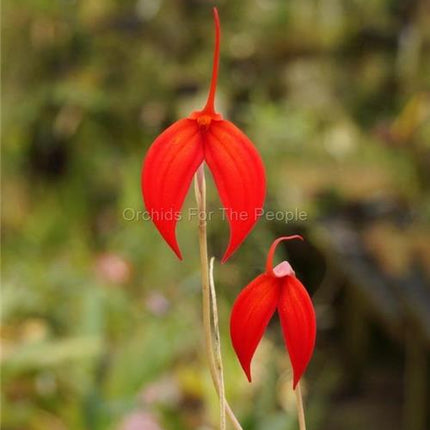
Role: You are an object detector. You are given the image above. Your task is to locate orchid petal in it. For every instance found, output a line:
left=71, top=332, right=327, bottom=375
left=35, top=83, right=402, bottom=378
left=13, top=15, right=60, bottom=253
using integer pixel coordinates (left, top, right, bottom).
left=205, top=120, right=266, bottom=262
left=141, top=119, right=204, bottom=259
left=230, top=274, right=280, bottom=382
left=278, top=276, right=316, bottom=388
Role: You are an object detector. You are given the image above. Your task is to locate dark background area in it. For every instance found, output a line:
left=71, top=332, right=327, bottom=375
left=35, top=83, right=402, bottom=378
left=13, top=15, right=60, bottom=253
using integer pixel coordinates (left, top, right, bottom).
left=2, top=0, right=430, bottom=429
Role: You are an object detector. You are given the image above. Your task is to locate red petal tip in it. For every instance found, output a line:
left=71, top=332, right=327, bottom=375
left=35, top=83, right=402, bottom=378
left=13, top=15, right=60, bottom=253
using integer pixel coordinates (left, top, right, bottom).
left=172, top=247, right=183, bottom=261
left=245, top=368, right=252, bottom=383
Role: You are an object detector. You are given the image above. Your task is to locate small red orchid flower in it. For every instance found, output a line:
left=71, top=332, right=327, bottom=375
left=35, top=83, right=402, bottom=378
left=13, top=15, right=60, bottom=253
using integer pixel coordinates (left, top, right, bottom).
left=141, top=8, right=266, bottom=263
left=230, top=236, right=316, bottom=388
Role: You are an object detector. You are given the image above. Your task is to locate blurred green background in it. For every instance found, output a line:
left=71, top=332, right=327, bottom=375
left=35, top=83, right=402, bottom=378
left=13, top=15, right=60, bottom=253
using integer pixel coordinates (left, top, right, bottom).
left=2, top=0, right=430, bottom=429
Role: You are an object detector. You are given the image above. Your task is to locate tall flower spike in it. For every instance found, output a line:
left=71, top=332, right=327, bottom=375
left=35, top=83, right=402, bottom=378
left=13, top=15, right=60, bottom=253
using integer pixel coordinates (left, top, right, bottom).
left=230, top=236, right=316, bottom=388
left=141, top=8, right=266, bottom=262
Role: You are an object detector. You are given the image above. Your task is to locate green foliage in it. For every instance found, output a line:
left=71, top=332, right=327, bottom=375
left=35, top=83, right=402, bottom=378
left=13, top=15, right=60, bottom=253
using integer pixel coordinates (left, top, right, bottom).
left=2, top=0, right=430, bottom=429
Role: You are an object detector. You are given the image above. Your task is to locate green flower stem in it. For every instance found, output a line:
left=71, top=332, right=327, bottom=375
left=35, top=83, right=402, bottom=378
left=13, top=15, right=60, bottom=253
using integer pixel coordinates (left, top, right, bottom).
left=194, top=164, right=242, bottom=430
left=295, top=382, right=307, bottom=430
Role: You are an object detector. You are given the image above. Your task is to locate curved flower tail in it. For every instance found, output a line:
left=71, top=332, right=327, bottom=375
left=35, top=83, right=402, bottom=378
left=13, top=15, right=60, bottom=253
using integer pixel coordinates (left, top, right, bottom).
left=278, top=276, right=316, bottom=388
left=230, top=274, right=279, bottom=381
left=205, top=120, right=266, bottom=262
left=141, top=119, right=204, bottom=259
left=266, top=235, right=304, bottom=274
left=202, top=7, right=220, bottom=115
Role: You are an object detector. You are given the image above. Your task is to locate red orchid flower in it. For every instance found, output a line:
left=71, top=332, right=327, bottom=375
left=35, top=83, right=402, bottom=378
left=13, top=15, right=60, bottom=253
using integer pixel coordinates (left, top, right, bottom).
left=230, top=236, right=316, bottom=388
left=141, top=8, right=266, bottom=263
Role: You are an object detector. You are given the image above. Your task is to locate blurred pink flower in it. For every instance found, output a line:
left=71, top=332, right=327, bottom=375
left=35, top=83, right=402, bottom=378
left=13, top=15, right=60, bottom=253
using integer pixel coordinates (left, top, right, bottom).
left=118, top=411, right=163, bottom=430
left=140, top=375, right=180, bottom=406
left=145, top=292, right=170, bottom=316
left=95, top=253, right=131, bottom=284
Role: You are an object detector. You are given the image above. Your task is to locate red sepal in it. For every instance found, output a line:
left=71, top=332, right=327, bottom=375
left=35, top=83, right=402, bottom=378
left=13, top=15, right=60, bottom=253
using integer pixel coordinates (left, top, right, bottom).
left=141, top=119, right=204, bottom=259
left=206, top=120, right=266, bottom=262
left=278, top=276, right=316, bottom=388
left=230, top=274, right=280, bottom=381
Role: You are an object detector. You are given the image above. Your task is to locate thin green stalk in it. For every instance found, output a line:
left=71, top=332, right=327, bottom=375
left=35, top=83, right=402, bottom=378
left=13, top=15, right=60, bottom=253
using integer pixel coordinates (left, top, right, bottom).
left=194, top=164, right=243, bottom=430
left=295, top=382, right=307, bottom=430
left=209, top=256, right=226, bottom=429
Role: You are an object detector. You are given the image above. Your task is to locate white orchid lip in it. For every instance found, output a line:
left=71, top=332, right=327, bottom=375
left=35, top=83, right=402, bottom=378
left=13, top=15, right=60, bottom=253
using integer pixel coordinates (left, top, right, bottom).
left=272, top=261, right=295, bottom=278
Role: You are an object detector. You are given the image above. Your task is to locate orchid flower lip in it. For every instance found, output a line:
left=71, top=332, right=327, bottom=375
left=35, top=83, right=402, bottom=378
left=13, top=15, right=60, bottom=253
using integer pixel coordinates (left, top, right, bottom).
left=272, top=261, right=295, bottom=278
